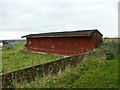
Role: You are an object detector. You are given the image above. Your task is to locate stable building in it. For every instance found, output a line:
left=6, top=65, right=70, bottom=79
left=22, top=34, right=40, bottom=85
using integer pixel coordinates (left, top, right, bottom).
left=22, top=29, right=103, bottom=55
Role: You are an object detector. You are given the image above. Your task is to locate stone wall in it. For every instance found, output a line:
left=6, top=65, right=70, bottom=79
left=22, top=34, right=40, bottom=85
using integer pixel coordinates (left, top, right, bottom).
left=1, top=53, right=86, bottom=88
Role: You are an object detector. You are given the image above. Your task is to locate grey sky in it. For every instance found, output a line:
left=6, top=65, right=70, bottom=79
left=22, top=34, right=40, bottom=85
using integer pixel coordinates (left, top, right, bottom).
left=118, top=1, right=120, bottom=37
left=0, top=0, right=118, bottom=40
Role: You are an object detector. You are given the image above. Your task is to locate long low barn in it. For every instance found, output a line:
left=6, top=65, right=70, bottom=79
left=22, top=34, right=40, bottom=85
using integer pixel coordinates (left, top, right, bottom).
left=22, top=29, right=103, bottom=55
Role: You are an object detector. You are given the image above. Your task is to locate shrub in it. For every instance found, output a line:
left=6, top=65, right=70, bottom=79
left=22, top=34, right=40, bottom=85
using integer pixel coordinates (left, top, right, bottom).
left=91, top=39, right=118, bottom=60
left=105, top=51, right=114, bottom=60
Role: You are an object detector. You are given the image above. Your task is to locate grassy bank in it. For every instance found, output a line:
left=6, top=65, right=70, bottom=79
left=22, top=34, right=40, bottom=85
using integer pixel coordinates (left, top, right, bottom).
left=2, top=41, right=62, bottom=73
left=13, top=39, right=119, bottom=88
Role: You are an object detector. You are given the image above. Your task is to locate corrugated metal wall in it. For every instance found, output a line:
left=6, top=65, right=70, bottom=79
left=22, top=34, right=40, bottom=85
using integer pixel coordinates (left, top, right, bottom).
left=92, top=32, right=102, bottom=48
left=26, top=36, right=95, bottom=55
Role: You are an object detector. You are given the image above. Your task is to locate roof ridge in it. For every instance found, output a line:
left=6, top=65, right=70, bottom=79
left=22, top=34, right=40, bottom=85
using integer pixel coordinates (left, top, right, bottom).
left=21, top=29, right=102, bottom=38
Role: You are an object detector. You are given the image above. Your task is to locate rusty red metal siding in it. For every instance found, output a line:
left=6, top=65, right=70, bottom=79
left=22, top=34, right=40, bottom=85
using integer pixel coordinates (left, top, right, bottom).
left=91, top=32, right=102, bottom=48
left=26, top=36, right=95, bottom=55
left=26, top=32, right=102, bottom=55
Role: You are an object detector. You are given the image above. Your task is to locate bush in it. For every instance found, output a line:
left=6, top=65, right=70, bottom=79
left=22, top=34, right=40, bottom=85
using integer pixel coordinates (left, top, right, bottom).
left=91, top=39, right=117, bottom=60
left=105, top=51, right=114, bottom=60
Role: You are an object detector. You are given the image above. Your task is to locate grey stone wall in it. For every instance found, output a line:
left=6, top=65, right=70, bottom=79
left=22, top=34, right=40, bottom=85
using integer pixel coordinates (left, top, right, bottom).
left=1, top=53, right=86, bottom=88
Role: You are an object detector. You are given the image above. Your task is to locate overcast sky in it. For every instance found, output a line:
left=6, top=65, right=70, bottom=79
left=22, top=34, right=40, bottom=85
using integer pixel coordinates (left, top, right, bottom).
left=0, top=0, right=118, bottom=40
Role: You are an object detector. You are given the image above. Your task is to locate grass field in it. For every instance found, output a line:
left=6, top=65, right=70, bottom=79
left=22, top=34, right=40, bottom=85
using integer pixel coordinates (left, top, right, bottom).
left=0, top=47, right=2, bottom=72
left=12, top=39, right=119, bottom=88
left=2, top=41, right=62, bottom=73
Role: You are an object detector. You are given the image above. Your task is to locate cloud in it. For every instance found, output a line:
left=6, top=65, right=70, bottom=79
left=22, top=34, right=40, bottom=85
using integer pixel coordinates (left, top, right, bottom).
left=0, top=31, right=40, bottom=40
left=0, top=0, right=119, bottom=39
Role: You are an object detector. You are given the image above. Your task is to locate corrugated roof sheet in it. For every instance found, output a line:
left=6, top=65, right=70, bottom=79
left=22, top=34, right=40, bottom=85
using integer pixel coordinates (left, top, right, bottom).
left=21, top=29, right=103, bottom=38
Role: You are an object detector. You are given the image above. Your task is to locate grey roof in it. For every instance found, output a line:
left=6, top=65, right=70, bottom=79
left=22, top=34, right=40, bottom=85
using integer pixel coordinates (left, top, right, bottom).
left=21, top=29, right=103, bottom=38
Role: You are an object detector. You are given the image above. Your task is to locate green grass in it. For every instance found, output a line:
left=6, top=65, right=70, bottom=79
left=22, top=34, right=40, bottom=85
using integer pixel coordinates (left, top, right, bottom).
left=12, top=39, right=119, bottom=88
left=2, top=41, right=62, bottom=73
left=14, top=53, right=118, bottom=88
left=0, top=48, right=2, bottom=72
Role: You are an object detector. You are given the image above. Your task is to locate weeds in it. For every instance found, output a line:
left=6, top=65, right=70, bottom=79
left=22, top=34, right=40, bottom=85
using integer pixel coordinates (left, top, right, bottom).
left=4, top=39, right=119, bottom=88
